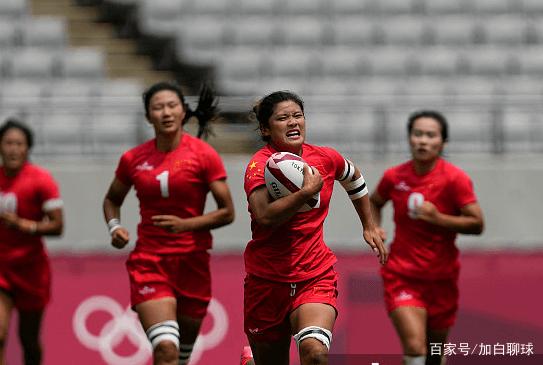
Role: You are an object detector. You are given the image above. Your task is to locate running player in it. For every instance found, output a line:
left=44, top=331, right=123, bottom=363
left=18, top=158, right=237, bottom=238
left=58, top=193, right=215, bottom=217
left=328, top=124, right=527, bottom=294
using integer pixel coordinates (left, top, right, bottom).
left=370, top=110, right=484, bottom=365
left=241, top=91, right=387, bottom=365
left=103, top=82, right=235, bottom=365
left=0, top=119, right=64, bottom=365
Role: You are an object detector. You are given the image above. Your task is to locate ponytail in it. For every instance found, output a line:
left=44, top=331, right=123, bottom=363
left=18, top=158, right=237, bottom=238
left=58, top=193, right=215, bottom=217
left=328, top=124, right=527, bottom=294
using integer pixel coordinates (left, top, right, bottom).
left=184, top=84, right=218, bottom=140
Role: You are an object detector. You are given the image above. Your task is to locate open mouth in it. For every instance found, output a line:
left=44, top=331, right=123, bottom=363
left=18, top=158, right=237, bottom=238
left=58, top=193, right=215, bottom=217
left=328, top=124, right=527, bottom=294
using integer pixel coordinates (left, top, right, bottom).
left=286, top=130, right=301, bottom=138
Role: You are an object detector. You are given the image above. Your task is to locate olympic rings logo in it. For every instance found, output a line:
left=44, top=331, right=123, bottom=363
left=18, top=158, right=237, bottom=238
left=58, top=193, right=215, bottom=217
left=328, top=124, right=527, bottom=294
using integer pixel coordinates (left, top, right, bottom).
left=73, top=295, right=229, bottom=365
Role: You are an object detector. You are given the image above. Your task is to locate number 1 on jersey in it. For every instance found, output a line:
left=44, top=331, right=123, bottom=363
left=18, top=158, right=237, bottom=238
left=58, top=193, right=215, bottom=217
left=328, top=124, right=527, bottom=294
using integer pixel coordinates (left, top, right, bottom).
left=156, top=171, right=169, bottom=198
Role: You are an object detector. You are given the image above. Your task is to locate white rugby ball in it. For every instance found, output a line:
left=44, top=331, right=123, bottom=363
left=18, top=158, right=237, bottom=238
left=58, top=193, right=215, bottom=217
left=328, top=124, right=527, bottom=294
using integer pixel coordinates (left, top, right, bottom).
left=264, top=152, right=320, bottom=212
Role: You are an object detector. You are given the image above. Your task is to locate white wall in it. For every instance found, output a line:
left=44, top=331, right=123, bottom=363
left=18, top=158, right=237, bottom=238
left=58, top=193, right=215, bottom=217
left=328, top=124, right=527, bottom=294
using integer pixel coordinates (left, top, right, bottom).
left=37, top=154, right=543, bottom=255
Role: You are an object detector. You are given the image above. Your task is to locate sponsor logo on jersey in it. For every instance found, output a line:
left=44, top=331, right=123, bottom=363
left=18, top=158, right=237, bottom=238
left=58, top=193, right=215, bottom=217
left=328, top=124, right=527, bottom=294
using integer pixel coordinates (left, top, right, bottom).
left=394, top=181, right=411, bottom=191
left=395, top=290, right=414, bottom=302
left=136, top=161, right=154, bottom=171
left=138, top=286, right=156, bottom=295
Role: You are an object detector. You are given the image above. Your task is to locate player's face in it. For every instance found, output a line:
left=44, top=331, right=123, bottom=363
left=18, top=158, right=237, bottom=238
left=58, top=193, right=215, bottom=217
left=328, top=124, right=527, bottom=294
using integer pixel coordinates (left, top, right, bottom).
left=409, top=117, right=445, bottom=162
left=147, top=90, right=186, bottom=135
left=0, top=128, right=29, bottom=171
left=262, top=100, right=305, bottom=154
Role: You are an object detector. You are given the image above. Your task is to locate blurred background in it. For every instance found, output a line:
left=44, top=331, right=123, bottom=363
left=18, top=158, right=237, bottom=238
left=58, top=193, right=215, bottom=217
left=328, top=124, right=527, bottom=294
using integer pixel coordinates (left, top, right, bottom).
left=2, top=0, right=542, bottom=364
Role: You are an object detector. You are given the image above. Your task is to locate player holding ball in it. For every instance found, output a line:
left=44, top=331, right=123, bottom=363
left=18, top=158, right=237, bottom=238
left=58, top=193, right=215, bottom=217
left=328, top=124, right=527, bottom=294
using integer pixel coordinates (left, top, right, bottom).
left=370, top=110, right=484, bottom=365
left=240, top=90, right=387, bottom=365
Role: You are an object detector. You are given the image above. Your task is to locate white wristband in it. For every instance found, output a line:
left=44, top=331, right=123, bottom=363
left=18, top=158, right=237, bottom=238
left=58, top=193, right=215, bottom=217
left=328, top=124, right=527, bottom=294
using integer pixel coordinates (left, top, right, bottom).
left=107, top=218, right=122, bottom=235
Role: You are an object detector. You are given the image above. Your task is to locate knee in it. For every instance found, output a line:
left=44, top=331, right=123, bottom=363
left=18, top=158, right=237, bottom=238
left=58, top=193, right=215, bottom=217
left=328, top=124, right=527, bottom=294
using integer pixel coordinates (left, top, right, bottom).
left=403, top=336, right=426, bottom=356
left=153, top=341, right=178, bottom=363
left=299, top=340, right=328, bottom=365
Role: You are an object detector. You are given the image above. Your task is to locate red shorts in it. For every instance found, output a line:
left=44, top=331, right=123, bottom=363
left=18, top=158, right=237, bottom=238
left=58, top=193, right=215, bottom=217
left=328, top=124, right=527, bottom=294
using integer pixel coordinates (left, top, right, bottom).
left=126, top=250, right=211, bottom=318
left=0, top=253, right=51, bottom=311
left=382, top=270, right=458, bottom=330
left=244, top=267, right=338, bottom=342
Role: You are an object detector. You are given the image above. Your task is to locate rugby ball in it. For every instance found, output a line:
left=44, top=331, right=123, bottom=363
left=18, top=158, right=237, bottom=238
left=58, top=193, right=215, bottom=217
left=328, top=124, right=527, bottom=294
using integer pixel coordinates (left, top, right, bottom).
left=264, top=152, right=320, bottom=212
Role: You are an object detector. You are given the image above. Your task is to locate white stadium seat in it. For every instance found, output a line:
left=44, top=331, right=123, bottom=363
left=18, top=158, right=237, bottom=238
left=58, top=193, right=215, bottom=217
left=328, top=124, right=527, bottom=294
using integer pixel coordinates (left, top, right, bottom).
left=19, top=17, right=67, bottom=48
left=8, top=48, right=56, bottom=79
left=0, top=0, right=28, bottom=18
left=57, top=48, right=106, bottom=79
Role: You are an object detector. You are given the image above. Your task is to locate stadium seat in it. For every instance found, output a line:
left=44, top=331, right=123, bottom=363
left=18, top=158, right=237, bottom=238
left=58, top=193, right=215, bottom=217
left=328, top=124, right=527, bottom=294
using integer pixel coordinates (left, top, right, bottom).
left=365, top=47, right=417, bottom=76
left=503, top=107, right=535, bottom=152
left=282, top=0, right=327, bottom=16
left=443, top=110, right=495, bottom=153
left=520, top=0, right=543, bottom=14
left=0, top=80, right=45, bottom=110
left=19, top=17, right=67, bottom=48
left=175, top=18, right=227, bottom=55
left=0, top=0, right=28, bottom=19
left=0, top=20, right=18, bottom=49
left=40, top=111, right=88, bottom=154
left=253, top=77, right=308, bottom=96
left=216, top=49, right=265, bottom=95
left=229, top=17, right=277, bottom=47
left=377, top=16, right=430, bottom=45
left=414, top=47, right=462, bottom=76
left=528, top=18, right=543, bottom=44
left=427, top=16, right=478, bottom=45
left=514, top=47, right=543, bottom=75
left=306, top=78, right=355, bottom=96
left=237, top=0, right=277, bottom=15
left=352, top=77, right=405, bottom=100
left=89, top=112, right=140, bottom=153
left=137, top=0, right=183, bottom=37
left=422, top=0, right=469, bottom=14
left=7, top=48, right=56, bottom=79
left=318, top=48, right=368, bottom=79
left=447, top=77, right=498, bottom=99
left=57, top=48, right=106, bottom=79
left=332, top=17, right=378, bottom=46
left=329, top=0, right=367, bottom=14
left=480, top=16, right=529, bottom=45
left=45, top=79, right=99, bottom=107
left=275, top=17, right=329, bottom=47
left=268, top=48, right=321, bottom=79
left=96, top=79, right=144, bottom=102
left=370, top=0, right=418, bottom=14
left=470, top=0, right=514, bottom=13
left=189, top=0, right=232, bottom=15
left=463, top=47, right=517, bottom=76
left=404, top=77, right=449, bottom=98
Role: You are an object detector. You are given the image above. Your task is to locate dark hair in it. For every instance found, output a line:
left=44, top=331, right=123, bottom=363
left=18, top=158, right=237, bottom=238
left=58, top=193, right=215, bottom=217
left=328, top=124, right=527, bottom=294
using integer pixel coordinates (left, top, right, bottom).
left=253, top=91, right=304, bottom=142
left=142, top=81, right=218, bottom=139
left=407, top=110, right=448, bottom=142
left=0, top=118, right=34, bottom=149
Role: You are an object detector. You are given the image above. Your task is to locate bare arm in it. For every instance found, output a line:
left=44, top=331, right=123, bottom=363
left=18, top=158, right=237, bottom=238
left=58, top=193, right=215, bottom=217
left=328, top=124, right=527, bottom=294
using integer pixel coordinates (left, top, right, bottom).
left=248, top=164, right=322, bottom=229
left=0, top=208, right=63, bottom=236
left=369, top=190, right=388, bottom=241
left=103, top=177, right=131, bottom=249
left=347, top=167, right=387, bottom=264
left=415, top=201, right=484, bottom=235
left=151, top=178, right=235, bottom=232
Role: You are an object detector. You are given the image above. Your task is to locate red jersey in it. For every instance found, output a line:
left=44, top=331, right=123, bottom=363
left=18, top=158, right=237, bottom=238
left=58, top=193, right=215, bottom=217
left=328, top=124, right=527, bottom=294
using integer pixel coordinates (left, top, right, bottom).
left=376, top=158, right=477, bottom=280
left=244, top=143, right=347, bottom=282
left=0, top=163, right=63, bottom=262
left=115, top=133, right=227, bottom=254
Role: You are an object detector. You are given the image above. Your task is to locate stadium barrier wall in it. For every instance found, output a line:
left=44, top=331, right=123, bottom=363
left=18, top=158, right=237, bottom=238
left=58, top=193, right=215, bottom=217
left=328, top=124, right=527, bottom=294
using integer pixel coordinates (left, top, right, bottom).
left=6, top=253, right=542, bottom=364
